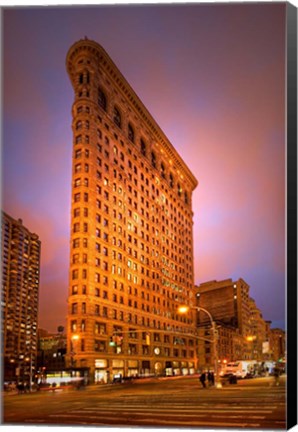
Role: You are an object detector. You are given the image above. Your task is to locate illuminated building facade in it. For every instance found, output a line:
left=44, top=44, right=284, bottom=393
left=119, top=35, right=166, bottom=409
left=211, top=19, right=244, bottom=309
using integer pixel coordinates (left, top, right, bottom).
left=196, top=278, right=251, bottom=334
left=66, top=38, right=198, bottom=383
left=196, top=278, right=253, bottom=368
left=1, top=212, right=41, bottom=381
left=195, top=278, right=283, bottom=368
left=270, top=328, right=286, bottom=362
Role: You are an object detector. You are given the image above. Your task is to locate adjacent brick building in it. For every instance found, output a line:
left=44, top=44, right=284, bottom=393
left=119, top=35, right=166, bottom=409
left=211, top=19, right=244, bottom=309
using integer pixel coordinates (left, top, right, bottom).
left=195, top=278, right=285, bottom=369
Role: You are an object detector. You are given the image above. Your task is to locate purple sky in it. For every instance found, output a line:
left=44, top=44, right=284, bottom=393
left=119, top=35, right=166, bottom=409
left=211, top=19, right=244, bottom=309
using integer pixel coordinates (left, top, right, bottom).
left=3, top=3, right=286, bottom=332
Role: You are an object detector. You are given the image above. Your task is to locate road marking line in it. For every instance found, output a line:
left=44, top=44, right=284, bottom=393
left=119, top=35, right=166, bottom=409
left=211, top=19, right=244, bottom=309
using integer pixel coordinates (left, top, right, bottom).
left=75, top=406, right=273, bottom=414
left=48, top=413, right=261, bottom=428
left=73, top=411, right=267, bottom=421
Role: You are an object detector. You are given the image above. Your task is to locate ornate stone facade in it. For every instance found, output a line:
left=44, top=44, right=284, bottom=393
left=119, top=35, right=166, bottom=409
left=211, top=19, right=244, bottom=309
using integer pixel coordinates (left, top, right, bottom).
left=66, top=38, right=198, bottom=382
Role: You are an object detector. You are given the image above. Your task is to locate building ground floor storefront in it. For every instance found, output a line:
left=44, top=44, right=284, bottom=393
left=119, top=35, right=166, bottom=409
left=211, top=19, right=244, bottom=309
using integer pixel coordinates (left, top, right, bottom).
left=92, top=358, right=196, bottom=384
left=35, top=359, right=196, bottom=388
left=63, top=356, right=196, bottom=384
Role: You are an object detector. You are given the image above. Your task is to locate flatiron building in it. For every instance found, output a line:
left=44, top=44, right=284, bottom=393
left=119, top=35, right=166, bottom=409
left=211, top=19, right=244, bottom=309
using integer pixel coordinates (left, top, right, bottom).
left=66, top=38, right=198, bottom=383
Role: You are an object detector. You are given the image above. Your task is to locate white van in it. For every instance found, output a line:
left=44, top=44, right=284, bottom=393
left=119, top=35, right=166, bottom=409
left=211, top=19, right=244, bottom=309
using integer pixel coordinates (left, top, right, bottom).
left=220, top=361, right=256, bottom=378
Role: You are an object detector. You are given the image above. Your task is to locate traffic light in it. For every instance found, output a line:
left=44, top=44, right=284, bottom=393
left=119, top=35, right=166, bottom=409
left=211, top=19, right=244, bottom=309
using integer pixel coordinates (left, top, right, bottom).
left=109, top=337, right=116, bottom=347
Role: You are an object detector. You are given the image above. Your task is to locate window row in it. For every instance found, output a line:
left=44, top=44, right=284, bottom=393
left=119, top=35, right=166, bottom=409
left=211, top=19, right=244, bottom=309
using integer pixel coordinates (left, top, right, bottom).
left=74, top=97, right=190, bottom=204
left=70, top=320, right=195, bottom=348
left=69, top=301, right=192, bottom=325
left=71, top=338, right=194, bottom=358
left=71, top=281, right=178, bottom=301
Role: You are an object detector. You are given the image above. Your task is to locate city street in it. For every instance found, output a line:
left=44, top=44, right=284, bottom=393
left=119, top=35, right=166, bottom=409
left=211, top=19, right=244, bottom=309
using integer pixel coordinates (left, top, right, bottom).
left=2, top=375, right=286, bottom=429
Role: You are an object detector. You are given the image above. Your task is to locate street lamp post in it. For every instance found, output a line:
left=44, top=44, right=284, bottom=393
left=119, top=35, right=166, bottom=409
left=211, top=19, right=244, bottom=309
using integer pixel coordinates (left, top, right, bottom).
left=178, top=305, right=220, bottom=388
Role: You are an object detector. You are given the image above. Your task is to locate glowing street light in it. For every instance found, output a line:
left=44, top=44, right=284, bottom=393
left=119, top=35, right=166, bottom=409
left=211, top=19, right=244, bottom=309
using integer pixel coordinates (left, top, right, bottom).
left=178, top=305, right=189, bottom=314
left=178, top=305, right=221, bottom=388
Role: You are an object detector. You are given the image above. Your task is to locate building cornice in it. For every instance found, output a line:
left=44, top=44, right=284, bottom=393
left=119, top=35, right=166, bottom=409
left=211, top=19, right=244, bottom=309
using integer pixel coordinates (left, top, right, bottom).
left=66, top=38, right=198, bottom=191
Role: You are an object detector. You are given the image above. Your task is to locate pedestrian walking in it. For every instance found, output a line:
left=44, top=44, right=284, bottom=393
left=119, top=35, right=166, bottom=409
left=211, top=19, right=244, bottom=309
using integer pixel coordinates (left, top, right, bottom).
left=207, top=371, right=215, bottom=387
left=17, top=382, right=25, bottom=394
left=199, top=372, right=206, bottom=388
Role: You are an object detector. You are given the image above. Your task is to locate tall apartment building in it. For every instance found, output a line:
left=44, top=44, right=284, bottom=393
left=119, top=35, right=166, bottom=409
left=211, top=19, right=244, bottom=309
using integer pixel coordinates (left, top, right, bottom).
left=66, top=38, right=198, bottom=383
left=1, top=212, right=41, bottom=381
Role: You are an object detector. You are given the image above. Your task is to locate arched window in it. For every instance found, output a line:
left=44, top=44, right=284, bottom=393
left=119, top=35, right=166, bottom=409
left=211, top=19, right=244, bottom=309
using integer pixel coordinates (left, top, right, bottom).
left=169, top=173, right=174, bottom=188
left=151, top=152, right=156, bottom=169
left=177, top=183, right=182, bottom=197
left=140, top=139, right=146, bottom=156
left=113, top=107, right=121, bottom=128
left=76, top=120, right=82, bottom=130
left=98, top=88, right=107, bottom=111
left=128, top=123, right=134, bottom=143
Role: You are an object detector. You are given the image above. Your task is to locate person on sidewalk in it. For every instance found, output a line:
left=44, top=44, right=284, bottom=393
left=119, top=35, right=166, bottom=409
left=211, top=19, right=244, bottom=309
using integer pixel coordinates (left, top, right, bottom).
left=199, top=372, right=207, bottom=388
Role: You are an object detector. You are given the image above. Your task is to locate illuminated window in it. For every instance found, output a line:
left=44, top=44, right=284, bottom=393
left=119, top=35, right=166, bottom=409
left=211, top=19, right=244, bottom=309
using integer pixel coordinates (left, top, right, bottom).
left=75, top=149, right=82, bottom=159
left=75, top=135, right=82, bottom=144
left=95, top=322, right=106, bottom=334
left=74, top=164, right=81, bottom=173
left=71, top=320, right=77, bottom=331
left=71, top=303, right=78, bottom=314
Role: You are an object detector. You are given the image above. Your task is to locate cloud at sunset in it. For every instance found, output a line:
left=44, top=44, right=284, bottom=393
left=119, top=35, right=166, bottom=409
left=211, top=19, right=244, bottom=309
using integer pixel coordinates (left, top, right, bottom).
left=3, top=3, right=286, bottom=331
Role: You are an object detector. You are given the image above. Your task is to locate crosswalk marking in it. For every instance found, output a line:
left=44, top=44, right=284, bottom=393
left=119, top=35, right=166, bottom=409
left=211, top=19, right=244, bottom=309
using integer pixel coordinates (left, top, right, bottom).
left=70, top=406, right=273, bottom=414
left=21, top=382, right=285, bottom=429
left=46, top=414, right=262, bottom=428
left=42, top=399, right=281, bottom=429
